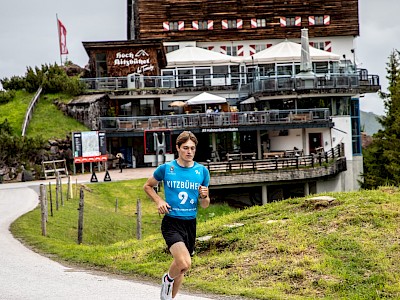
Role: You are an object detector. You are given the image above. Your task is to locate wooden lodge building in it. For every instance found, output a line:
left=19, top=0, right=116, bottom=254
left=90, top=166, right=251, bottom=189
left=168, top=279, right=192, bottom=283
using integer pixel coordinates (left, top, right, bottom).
left=77, top=0, right=379, bottom=203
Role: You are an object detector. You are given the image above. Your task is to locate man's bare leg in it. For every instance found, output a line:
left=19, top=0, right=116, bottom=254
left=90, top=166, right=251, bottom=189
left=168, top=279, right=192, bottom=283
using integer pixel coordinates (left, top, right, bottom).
left=168, top=242, right=191, bottom=298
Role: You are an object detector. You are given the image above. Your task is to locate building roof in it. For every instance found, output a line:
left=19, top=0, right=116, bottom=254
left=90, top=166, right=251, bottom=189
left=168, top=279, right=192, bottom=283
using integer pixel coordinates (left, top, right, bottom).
left=166, top=46, right=241, bottom=67
left=243, top=40, right=341, bottom=64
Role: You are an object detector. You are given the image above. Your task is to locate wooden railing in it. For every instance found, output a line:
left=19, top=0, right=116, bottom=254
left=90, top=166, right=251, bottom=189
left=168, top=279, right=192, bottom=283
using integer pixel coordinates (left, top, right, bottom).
left=99, top=108, right=331, bottom=132
left=21, top=86, right=42, bottom=136
left=202, top=143, right=345, bottom=174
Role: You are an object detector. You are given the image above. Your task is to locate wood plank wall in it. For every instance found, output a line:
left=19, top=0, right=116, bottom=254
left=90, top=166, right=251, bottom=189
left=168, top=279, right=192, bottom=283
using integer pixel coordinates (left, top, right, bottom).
left=135, top=0, right=359, bottom=42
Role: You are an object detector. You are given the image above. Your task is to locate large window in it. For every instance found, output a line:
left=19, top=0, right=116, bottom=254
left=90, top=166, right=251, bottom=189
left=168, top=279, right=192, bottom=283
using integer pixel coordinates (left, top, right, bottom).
left=226, top=46, right=237, bottom=56
left=165, top=45, right=179, bottom=53
left=257, top=18, right=267, bottom=27
left=95, top=53, right=107, bottom=77
left=139, top=99, right=156, bottom=116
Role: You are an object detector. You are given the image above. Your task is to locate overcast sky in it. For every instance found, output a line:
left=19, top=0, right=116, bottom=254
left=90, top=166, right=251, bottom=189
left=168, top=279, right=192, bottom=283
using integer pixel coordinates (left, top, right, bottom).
left=0, top=0, right=398, bottom=115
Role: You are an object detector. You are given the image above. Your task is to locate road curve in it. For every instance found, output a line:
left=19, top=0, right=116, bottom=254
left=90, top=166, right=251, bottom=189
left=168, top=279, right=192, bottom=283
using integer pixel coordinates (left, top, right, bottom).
left=0, top=183, right=213, bottom=300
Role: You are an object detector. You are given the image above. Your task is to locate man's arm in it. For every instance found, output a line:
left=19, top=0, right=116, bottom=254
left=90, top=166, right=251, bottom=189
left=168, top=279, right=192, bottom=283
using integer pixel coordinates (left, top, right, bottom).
left=198, top=185, right=210, bottom=208
left=143, top=176, right=171, bottom=214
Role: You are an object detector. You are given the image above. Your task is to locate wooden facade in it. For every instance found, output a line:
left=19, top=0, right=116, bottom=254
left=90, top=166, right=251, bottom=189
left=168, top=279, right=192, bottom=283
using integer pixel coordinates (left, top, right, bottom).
left=82, top=40, right=167, bottom=78
left=132, top=0, right=359, bottom=42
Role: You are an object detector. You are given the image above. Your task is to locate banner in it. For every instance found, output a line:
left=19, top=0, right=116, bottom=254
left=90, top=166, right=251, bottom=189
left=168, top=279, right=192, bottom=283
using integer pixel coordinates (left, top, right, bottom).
left=58, top=19, right=68, bottom=55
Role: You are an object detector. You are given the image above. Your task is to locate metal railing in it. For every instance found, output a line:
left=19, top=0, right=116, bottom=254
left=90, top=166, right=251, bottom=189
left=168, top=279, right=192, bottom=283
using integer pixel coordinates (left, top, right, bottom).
left=202, top=143, right=345, bottom=174
left=80, top=71, right=379, bottom=93
left=22, top=86, right=42, bottom=136
left=99, top=108, right=331, bottom=132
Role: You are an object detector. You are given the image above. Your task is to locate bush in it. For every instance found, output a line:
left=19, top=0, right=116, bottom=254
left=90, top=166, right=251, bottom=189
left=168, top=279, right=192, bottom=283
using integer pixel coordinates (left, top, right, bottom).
left=2, top=63, right=85, bottom=96
left=0, top=90, right=16, bottom=104
left=0, top=76, right=26, bottom=91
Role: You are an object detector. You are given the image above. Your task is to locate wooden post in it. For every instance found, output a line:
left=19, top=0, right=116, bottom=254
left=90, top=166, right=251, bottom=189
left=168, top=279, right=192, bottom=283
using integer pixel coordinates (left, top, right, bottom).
left=136, top=198, right=142, bottom=240
left=59, top=174, right=64, bottom=206
left=55, top=175, right=59, bottom=210
left=40, top=184, right=47, bottom=236
left=77, top=186, right=85, bottom=244
left=67, top=175, right=72, bottom=200
left=75, top=178, right=78, bottom=199
left=115, top=198, right=118, bottom=212
left=48, top=182, right=53, bottom=217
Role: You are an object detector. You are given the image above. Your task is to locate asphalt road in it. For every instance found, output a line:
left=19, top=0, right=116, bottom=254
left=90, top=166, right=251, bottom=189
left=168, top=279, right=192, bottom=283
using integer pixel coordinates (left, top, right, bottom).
left=0, top=175, right=215, bottom=300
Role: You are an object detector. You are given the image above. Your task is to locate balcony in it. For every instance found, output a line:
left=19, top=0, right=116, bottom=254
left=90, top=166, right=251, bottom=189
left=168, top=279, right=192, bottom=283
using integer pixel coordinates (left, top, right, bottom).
left=203, top=143, right=347, bottom=186
left=99, top=108, right=332, bottom=133
left=80, top=69, right=380, bottom=96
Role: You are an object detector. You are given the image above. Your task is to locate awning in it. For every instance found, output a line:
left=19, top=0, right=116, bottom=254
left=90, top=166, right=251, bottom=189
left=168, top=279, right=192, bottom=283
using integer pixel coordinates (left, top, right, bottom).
left=243, top=40, right=341, bottom=64
left=186, top=92, right=227, bottom=105
left=166, top=46, right=242, bottom=67
left=240, top=97, right=256, bottom=104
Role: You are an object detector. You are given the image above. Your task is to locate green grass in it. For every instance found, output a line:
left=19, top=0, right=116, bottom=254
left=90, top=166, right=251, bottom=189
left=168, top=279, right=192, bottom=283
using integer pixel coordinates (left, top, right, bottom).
left=26, top=93, right=89, bottom=140
left=0, top=91, right=89, bottom=140
left=0, top=90, right=32, bottom=135
left=11, top=182, right=400, bottom=299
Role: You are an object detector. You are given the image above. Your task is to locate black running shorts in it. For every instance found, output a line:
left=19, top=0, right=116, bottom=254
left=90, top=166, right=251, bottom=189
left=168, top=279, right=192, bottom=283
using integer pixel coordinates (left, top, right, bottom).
left=161, top=215, right=197, bottom=255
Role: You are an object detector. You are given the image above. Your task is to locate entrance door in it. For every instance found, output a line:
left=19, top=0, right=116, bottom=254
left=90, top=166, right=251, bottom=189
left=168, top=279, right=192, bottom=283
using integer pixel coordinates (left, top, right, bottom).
left=309, top=133, right=322, bottom=154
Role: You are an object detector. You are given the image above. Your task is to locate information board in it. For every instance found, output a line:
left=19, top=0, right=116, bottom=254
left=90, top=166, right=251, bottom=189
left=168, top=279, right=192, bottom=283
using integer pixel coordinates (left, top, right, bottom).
left=72, top=131, right=107, bottom=163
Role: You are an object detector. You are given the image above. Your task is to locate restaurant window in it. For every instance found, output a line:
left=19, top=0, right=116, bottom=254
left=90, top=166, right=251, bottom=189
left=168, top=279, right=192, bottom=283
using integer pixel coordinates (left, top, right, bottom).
left=255, top=44, right=266, bottom=53
left=286, top=17, right=296, bottom=27
left=226, top=46, right=237, bottom=56
left=198, top=20, right=208, bottom=30
left=178, top=68, right=194, bottom=87
left=257, top=18, right=267, bottom=28
left=312, top=42, right=325, bottom=50
left=195, top=68, right=211, bottom=86
left=139, top=99, right=156, bottom=116
left=165, top=45, right=179, bottom=53
left=315, top=16, right=324, bottom=25
left=226, top=19, right=237, bottom=29
left=169, top=21, right=179, bottom=31
left=95, top=53, right=107, bottom=77
left=213, top=66, right=229, bottom=78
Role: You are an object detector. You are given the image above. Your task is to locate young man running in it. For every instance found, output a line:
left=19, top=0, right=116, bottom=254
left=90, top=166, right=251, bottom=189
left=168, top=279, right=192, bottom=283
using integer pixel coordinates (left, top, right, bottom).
left=143, top=131, right=210, bottom=300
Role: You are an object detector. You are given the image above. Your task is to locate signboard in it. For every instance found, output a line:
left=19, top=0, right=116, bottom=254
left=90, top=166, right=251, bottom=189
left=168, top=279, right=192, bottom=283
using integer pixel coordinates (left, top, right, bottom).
left=72, top=131, right=107, bottom=163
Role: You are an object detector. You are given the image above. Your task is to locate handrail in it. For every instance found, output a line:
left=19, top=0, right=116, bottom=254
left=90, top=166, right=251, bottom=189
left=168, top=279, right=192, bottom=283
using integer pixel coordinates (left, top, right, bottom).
left=201, top=143, right=345, bottom=174
left=99, top=108, right=331, bottom=132
left=21, top=86, right=43, bottom=136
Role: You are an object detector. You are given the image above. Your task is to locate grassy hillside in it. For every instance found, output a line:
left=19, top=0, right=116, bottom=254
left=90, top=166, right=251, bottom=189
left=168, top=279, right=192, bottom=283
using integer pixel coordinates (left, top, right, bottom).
left=0, top=90, right=32, bottom=136
left=0, top=91, right=88, bottom=140
left=11, top=180, right=400, bottom=299
left=25, top=93, right=88, bottom=139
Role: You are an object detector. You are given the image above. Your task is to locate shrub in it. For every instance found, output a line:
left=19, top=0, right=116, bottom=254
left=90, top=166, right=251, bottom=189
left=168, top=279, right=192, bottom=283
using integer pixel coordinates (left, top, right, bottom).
left=0, top=90, right=16, bottom=104
left=2, top=63, right=85, bottom=96
left=0, top=76, right=26, bottom=91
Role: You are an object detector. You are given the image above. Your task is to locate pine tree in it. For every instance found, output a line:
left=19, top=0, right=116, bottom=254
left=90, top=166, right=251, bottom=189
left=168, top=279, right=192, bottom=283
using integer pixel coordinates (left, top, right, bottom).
left=362, top=50, right=400, bottom=188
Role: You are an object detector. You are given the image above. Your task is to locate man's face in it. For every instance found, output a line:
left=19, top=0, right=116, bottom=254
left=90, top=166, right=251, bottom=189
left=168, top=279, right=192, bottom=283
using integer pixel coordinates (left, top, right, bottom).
left=176, top=139, right=196, bottom=163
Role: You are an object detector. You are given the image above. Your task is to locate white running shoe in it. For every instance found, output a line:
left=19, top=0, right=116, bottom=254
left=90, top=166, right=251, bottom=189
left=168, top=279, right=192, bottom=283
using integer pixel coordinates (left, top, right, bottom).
left=160, top=273, right=174, bottom=300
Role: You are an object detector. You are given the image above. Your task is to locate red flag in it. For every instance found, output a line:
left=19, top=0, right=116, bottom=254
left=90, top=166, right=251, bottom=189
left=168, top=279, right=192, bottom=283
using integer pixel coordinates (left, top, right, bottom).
left=58, top=19, right=68, bottom=55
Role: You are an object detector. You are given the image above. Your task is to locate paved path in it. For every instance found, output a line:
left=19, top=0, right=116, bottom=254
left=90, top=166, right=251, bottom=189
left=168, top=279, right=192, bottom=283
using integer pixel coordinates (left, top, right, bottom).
left=0, top=168, right=216, bottom=300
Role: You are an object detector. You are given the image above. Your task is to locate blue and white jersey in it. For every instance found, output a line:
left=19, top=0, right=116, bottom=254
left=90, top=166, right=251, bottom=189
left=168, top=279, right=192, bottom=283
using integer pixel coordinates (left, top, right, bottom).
left=153, top=160, right=210, bottom=220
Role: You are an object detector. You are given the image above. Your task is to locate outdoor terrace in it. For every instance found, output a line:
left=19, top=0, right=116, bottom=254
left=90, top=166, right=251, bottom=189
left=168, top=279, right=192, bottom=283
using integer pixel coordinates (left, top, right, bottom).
left=203, top=143, right=347, bottom=186
left=99, top=108, right=332, bottom=133
left=80, top=69, right=380, bottom=95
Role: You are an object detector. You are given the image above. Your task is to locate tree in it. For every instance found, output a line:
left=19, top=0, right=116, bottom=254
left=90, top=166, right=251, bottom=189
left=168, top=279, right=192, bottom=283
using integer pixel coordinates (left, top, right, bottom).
left=362, top=50, right=400, bottom=188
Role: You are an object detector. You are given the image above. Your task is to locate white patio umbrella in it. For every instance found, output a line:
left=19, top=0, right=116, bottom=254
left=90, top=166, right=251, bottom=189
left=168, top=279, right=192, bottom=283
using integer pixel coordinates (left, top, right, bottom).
left=186, top=92, right=227, bottom=111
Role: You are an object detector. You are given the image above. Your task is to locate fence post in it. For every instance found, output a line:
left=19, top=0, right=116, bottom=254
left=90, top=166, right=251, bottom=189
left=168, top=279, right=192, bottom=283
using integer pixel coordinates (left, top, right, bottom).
left=40, top=184, right=47, bottom=236
left=59, top=174, right=64, bottom=206
left=77, top=186, right=85, bottom=244
left=136, top=198, right=142, bottom=240
left=67, top=175, right=72, bottom=200
left=48, top=182, right=53, bottom=217
left=55, top=175, right=59, bottom=210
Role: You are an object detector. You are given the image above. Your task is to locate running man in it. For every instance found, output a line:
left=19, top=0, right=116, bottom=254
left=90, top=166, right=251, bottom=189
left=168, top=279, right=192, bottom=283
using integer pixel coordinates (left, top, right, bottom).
left=143, top=131, right=210, bottom=300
